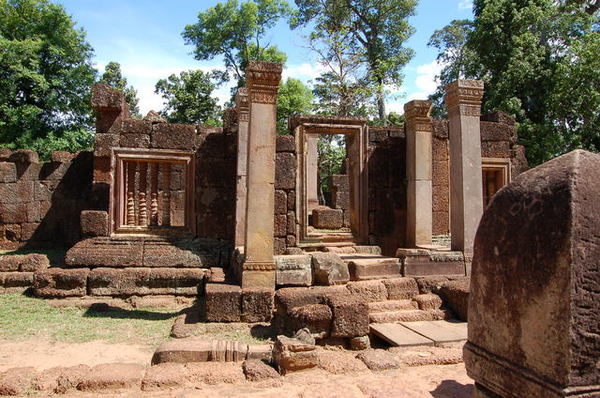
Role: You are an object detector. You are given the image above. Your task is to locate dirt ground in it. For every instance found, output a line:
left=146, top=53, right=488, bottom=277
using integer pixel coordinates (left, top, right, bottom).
left=0, top=338, right=154, bottom=372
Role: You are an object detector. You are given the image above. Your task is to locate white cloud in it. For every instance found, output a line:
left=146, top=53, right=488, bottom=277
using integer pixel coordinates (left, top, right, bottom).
left=458, top=0, right=473, bottom=10
left=387, top=60, right=444, bottom=114
left=282, top=63, right=327, bottom=82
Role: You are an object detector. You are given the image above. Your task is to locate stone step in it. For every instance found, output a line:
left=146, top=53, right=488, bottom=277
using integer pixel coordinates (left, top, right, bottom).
left=368, top=300, right=418, bottom=313
left=343, top=256, right=402, bottom=281
left=369, top=309, right=449, bottom=324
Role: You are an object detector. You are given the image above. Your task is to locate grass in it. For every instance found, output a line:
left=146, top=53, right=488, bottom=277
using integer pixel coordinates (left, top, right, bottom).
left=0, top=294, right=179, bottom=347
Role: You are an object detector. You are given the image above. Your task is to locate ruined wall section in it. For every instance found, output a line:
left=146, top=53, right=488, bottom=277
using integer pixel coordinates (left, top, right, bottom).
left=367, top=126, right=407, bottom=256
left=273, top=135, right=298, bottom=255
left=432, top=120, right=450, bottom=236
left=0, top=149, right=93, bottom=249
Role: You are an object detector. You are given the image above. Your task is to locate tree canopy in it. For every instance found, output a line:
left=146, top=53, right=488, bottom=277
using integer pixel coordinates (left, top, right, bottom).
left=292, top=0, right=417, bottom=123
left=99, top=61, right=141, bottom=118
left=155, top=69, right=222, bottom=126
left=277, top=78, right=314, bottom=134
left=429, top=0, right=599, bottom=164
left=182, top=0, right=290, bottom=86
left=0, top=0, right=97, bottom=157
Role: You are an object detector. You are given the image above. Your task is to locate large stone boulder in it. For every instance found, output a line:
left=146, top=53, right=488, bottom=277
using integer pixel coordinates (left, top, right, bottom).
left=312, top=206, right=343, bottom=229
left=465, top=150, right=600, bottom=398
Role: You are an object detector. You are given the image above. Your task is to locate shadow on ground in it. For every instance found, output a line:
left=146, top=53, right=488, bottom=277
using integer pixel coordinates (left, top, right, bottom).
left=431, top=379, right=473, bottom=398
left=83, top=303, right=181, bottom=321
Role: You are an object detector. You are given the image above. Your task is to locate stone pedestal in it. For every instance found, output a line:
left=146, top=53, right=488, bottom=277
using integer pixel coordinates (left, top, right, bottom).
left=234, top=88, right=250, bottom=247
left=242, top=62, right=282, bottom=289
left=404, top=100, right=433, bottom=247
left=445, top=80, right=484, bottom=254
left=306, top=135, right=319, bottom=214
left=465, top=150, right=600, bottom=398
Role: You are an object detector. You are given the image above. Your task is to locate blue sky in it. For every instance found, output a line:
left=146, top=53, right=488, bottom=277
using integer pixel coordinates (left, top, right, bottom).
left=55, top=0, right=474, bottom=115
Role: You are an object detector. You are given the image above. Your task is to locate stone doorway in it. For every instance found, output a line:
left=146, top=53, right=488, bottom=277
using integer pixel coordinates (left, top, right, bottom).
left=291, top=116, right=369, bottom=247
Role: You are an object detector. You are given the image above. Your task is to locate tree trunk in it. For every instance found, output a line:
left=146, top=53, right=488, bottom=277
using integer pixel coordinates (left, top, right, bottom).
left=377, top=85, right=386, bottom=124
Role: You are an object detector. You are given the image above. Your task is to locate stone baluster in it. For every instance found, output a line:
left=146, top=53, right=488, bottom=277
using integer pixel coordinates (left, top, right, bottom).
left=150, top=163, right=159, bottom=226
left=138, top=162, right=148, bottom=226
left=161, top=163, right=171, bottom=227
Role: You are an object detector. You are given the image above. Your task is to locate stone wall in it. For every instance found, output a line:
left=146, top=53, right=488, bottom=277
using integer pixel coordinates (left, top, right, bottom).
left=274, top=135, right=297, bottom=255
left=0, top=149, right=93, bottom=250
left=367, top=126, right=407, bottom=256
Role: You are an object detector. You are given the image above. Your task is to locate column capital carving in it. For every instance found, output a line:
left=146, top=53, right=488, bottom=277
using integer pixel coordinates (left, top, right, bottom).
left=246, top=61, right=283, bottom=105
left=404, top=100, right=433, bottom=133
left=235, top=87, right=250, bottom=122
left=445, top=80, right=484, bottom=115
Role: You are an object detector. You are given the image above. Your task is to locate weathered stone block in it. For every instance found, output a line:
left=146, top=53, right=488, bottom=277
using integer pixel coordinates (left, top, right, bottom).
left=120, top=133, right=150, bottom=148
left=274, top=214, right=287, bottom=237
left=275, top=152, right=296, bottom=190
left=242, top=288, right=273, bottom=323
left=346, top=280, right=388, bottom=302
left=88, top=268, right=205, bottom=296
left=465, top=150, right=600, bottom=398
left=327, top=295, right=369, bottom=338
left=0, top=181, right=34, bottom=204
left=121, top=118, right=151, bottom=134
left=273, top=335, right=317, bottom=375
left=80, top=210, right=109, bottom=237
left=34, top=268, right=89, bottom=297
left=0, top=256, right=20, bottom=272
left=438, top=278, right=469, bottom=321
left=77, top=363, right=145, bottom=391
left=151, top=123, right=196, bottom=150
left=9, top=149, right=39, bottom=164
left=348, top=258, right=401, bottom=281
left=286, top=211, right=295, bottom=235
left=276, top=135, right=295, bottom=152
left=274, top=190, right=287, bottom=214
left=93, top=156, right=111, bottom=183
left=312, top=207, right=343, bottom=229
left=289, top=304, right=332, bottom=338
left=0, top=202, right=27, bottom=223
left=205, top=283, right=241, bottom=322
left=397, top=249, right=465, bottom=276
left=2, top=272, right=34, bottom=290
left=413, top=293, right=443, bottom=310
left=0, top=162, right=16, bottom=183
left=65, top=238, right=144, bottom=268
left=18, top=254, right=50, bottom=272
left=93, top=134, right=119, bottom=158
left=91, top=84, right=125, bottom=110
left=275, top=255, right=312, bottom=287
left=311, top=252, right=349, bottom=286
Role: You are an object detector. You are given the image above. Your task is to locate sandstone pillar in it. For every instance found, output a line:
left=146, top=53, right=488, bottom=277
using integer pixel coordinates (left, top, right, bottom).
left=242, top=62, right=282, bottom=289
left=306, top=135, right=319, bottom=214
left=465, top=150, right=600, bottom=398
left=234, top=88, right=250, bottom=247
left=445, top=80, right=484, bottom=254
left=404, top=100, right=433, bottom=247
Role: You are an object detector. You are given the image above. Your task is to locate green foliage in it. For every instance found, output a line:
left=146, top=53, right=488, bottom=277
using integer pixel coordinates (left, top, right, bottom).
left=99, top=61, right=141, bottom=118
left=430, top=0, right=599, bottom=164
left=277, top=78, right=314, bottom=134
left=292, top=0, right=417, bottom=122
left=317, top=135, right=346, bottom=204
left=0, top=0, right=97, bottom=158
left=155, top=70, right=222, bottom=125
left=183, top=0, right=291, bottom=84
left=387, top=112, right=405, bottom=126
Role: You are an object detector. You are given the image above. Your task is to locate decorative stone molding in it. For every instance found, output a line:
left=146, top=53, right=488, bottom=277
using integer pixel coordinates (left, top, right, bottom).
left=235, top=87, right=250, bottom=122
left=246, top=62, right=283, bottom=104
left=404, top=100, right=432, bottom=120
left=243, top=261, right=277, bottom=271
left=445, top=80, right=484, bottom=114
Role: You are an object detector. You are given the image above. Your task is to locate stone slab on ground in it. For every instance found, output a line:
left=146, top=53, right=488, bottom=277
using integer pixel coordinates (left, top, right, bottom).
left=77, top=363, right=145, bottom=391
left=400, top=320, right=468, bottom=344
left=370, top=323, right=435, bottom=347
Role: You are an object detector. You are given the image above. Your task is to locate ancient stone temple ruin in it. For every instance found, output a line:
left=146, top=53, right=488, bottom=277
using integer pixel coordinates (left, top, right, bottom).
left=0, top=61, right=528, bottom=339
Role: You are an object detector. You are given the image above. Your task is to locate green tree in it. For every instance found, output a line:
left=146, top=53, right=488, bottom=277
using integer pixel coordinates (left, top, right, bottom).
left=0, top=0, right=97, bottom=157
left=277, top=78, right=314, bottom=134
left=430, top=0, right=599, bottom=165
left=292, top=0, right=417, bottom=123
left=182, top=0, right=290, bottom=86
left=99, top=61, right=141, bottom=118
left=155, top=70, right=222, bottom=126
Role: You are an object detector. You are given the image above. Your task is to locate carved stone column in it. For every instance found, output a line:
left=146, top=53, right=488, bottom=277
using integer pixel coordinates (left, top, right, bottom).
left=445, top=80, right=484, bottom=254
left=234, top=88, right=250, bottom=247
left=404, top=100, right=433, bottom=247
left=242, top=62, right=283, bottom=289
left=306, top=135, right=319, bottom=215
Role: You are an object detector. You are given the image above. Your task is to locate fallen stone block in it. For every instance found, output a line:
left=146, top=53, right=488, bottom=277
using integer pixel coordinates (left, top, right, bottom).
left=311, top=252, right=350, bottom=285
left=327, top=295, right=369, bottom=338
left=275, top=255, right=312, bottom=287
left=290, top=304, right=332, bottom=338
left=77, top=363, right=145, bottom=391
left=241, top=288, right=273, bottom=323
left=312, top=206, right=343, bottom=229
left=346, top=280, right=388, bottom=302
left=415, top=275, right=450, bottom=294
left=349, top=336, right=371, bottom=351
left=272, top=335, right=318, bottom=375
left=246, top=344, right=273, bottom=362
left=348, top=257, right=400, bottom=281
left=141, top=363, right=187, bottom=391
left=205, top=283, right=241, bottom=322
left=437, top=278, right=469, bottom=321
left=33, top=268, right=89, bottom=298
left=242, top=360, right=280, bottom=381
left=31, top=365, right=90, bottom=394
left=413, top=293, right=443, bottom=310
left=397, top=249, right=465, bottom=276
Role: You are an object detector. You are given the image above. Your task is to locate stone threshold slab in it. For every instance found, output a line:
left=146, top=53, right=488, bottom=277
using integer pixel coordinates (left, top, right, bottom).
left=399, top=320, right=468, bottom=344
left=370, top=323, right=435, bottom=347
